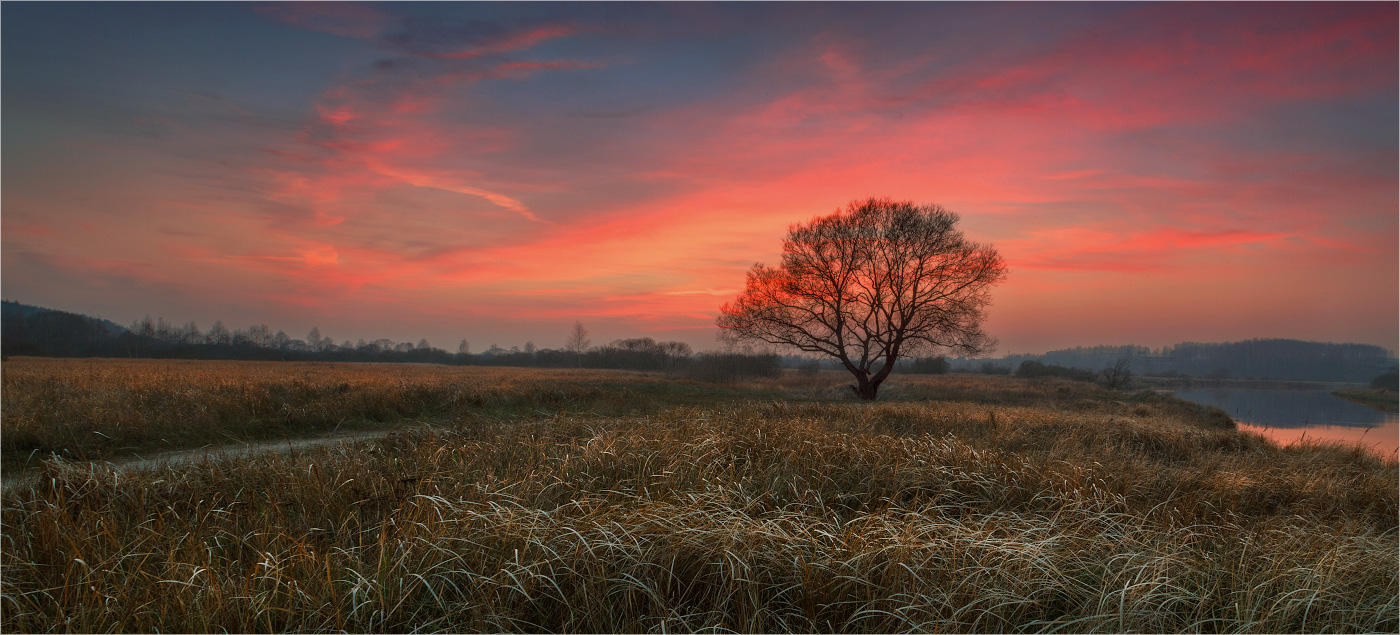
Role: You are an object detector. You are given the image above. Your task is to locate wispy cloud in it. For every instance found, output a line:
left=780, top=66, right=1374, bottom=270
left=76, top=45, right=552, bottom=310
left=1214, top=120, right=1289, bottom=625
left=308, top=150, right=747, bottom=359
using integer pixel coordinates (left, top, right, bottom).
left=4, top=3, right=1394, bottom=352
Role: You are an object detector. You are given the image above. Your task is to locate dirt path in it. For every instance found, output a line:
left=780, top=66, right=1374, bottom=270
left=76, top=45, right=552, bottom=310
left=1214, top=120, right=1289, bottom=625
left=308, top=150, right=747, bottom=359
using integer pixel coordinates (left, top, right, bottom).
left=1, top=429, right=393, bottom=495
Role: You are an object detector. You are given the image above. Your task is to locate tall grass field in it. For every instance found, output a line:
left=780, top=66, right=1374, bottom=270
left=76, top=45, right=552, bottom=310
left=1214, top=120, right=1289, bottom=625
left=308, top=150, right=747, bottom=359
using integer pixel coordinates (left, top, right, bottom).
left=2, top=358, right=1396, bottom=632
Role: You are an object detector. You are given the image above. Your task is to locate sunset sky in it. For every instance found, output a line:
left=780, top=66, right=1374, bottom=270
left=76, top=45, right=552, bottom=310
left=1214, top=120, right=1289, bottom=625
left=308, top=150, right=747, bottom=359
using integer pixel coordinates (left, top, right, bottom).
left=4, top=2, right=1396, bottom=355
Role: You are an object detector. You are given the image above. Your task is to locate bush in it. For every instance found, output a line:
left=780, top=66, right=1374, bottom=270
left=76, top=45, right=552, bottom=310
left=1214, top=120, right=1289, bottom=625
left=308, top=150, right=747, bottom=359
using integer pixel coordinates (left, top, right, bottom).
left=1098, top=358, right=1133, bottom=390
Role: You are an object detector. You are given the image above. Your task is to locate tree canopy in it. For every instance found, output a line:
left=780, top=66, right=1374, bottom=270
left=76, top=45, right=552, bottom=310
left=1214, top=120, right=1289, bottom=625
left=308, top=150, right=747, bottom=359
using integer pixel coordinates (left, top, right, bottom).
left=718, top=197, right=1007, bottom=400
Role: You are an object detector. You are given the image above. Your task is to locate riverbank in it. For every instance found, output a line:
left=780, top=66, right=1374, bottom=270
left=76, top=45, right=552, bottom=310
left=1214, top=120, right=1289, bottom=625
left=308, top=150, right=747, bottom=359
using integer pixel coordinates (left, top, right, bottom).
left=1332, top=388, right=1400, bottom=411
left=1140, top=376, right=1357, bottom=391
left=2, top=360, right=1395, bottom=632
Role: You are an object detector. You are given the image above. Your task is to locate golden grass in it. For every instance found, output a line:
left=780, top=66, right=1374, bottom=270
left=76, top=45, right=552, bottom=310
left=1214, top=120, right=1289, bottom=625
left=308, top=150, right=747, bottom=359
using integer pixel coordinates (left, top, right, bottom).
left=1, top=359, right=1395, bottom=632
left=1, top=358, right=746, bottom=467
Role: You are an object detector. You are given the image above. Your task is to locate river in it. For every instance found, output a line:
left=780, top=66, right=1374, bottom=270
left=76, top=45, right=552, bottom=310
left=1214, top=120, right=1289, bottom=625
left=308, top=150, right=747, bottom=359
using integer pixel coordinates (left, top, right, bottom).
left=1172, top=388, right=1398, bottom=458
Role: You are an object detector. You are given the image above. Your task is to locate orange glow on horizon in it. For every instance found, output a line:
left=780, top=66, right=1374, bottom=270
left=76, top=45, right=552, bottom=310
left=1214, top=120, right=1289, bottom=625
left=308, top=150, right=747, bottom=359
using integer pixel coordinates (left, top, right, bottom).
left=2, top=3, right=1395, bottom=353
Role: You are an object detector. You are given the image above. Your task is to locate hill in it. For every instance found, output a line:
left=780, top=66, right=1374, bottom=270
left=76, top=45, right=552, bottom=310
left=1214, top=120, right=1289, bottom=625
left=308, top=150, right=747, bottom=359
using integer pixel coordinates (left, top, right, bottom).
left=1, top=300, right=129, bottom=357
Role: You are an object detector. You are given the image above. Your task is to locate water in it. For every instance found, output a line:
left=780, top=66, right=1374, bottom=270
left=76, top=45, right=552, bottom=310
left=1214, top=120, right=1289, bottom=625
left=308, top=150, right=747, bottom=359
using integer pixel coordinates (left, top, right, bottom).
left=1172, top=388, right=1398, bottom=457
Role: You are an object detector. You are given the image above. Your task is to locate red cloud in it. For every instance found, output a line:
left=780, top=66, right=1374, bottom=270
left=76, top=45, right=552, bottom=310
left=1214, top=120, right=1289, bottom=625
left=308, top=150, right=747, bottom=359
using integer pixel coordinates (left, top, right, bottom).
left=253, top=23, right=602, bottom=228
left=30, top=3, right=1383, bottom=353
left=1005, top=227, right=1294, bottom=274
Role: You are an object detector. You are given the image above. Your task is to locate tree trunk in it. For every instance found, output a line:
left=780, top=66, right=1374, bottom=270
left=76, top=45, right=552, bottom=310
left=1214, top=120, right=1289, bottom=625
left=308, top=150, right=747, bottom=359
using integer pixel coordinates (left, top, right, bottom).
left=849, top=373, right=880, bottom=400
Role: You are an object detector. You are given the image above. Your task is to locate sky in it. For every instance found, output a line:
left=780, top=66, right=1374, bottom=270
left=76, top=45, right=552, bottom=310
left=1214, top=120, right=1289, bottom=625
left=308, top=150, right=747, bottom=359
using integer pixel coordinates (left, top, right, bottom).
left=3, top=2, right=1397, bottom=355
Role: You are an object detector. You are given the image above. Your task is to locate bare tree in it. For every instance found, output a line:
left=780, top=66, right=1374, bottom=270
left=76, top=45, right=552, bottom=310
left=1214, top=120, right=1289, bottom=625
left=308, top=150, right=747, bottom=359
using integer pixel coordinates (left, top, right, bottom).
left=135, top=315, right=156, bottom=337
left=565, top=321, right=591, bottom=367
left=246, top=324, right=273, bottom=348
left=1099, top=358, right=1133, bottom=390
left=207, top=320, right=231, bottom=346
left=180, top=321, right=201, bottom=345
left=307, top=327, right=322, bottom=352
left=662, top=341, right=693, bottom=371
left=458, top=339, right=470, bottom=355
left=718, top=197, right=1007, bottom=400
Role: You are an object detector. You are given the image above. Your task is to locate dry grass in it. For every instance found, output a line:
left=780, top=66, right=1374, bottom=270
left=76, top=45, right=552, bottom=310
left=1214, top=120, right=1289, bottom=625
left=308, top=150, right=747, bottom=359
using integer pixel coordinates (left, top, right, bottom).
left=1, top=360, right=1395, bottom=632
left=1, top=358, right=765, bottom=467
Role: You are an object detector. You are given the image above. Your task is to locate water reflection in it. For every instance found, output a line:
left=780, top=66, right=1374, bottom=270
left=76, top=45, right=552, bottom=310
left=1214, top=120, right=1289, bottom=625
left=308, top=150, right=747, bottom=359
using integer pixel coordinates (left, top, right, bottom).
left=1172, top=388, right=1398, bottom=457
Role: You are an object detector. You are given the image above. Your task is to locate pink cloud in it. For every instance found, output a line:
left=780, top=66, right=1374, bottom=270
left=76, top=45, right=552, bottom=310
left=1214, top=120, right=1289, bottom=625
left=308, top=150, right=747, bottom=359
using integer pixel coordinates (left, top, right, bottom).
left=1002, top=227, right=1294, bottom=274
left=15, top=4, right=1390, bottom=353
left=250, top=42, right=604, bottom=228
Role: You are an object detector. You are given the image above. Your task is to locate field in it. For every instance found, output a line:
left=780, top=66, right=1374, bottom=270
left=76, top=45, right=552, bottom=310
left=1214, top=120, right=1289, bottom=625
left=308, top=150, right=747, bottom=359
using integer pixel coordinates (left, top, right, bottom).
left=2, top=358, right=1396, bottom=632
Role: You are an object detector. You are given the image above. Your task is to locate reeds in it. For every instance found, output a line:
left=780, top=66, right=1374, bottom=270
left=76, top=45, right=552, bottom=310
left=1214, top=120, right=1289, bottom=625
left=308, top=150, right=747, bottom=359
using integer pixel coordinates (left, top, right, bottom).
left=1, top=360, right=1395, bottom=632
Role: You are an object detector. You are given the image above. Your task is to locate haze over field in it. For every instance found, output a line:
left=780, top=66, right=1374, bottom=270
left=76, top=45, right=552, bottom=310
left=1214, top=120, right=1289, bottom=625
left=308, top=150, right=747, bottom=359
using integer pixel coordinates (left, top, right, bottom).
left=3, top=2, right=1396, bottom=354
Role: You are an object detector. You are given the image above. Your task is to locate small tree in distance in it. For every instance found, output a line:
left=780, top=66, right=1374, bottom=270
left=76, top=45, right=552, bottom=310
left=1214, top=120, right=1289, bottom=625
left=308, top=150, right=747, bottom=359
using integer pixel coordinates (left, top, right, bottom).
left=1099, top=358, right=1133, bottom=390
left=565, top=321, right=591, bottom=367
left=718, top=197, right=1007, bottom=400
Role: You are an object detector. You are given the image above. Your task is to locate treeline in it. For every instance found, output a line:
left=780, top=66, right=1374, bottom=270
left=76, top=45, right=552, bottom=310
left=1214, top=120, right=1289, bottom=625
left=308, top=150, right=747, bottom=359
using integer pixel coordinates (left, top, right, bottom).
left=1011, top=360, right=1096, bottom=382
left=0, top=301, right=780, bottom=380
left=457, top=337, right=781, bottom=380
left=950, top=339, right=1396, bottom=383
left=8, top=301, right=1391, bottom=384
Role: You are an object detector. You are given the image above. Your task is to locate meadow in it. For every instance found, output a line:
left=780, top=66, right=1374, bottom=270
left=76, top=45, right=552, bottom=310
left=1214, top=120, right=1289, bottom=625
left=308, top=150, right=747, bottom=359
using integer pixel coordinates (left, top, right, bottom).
left=1, top=358, right=1396, bottom=632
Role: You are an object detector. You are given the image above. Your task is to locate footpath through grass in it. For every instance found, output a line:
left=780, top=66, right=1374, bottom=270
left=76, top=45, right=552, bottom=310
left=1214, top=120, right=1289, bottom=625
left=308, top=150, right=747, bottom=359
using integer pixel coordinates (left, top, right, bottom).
left=1, top=359, right=1395, bottom=632
left=0, top=358, right=810, bottom=470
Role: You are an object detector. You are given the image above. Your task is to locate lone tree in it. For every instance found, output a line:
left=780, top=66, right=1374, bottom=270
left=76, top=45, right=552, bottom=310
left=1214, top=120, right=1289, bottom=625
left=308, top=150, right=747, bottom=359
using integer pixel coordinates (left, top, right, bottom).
left=565, top=321, right=591, bottom=367
left=718, top=197, right=1007, bottom=400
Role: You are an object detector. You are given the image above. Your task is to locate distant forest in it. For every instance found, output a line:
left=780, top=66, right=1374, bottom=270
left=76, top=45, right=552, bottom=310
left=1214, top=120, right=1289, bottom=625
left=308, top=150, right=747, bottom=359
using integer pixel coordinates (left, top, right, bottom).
left=949, top=341, right=1396, bottom=384
left=3, top=301, right=1394, bottom=384
left=0, top=301, right=782, bottom=379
